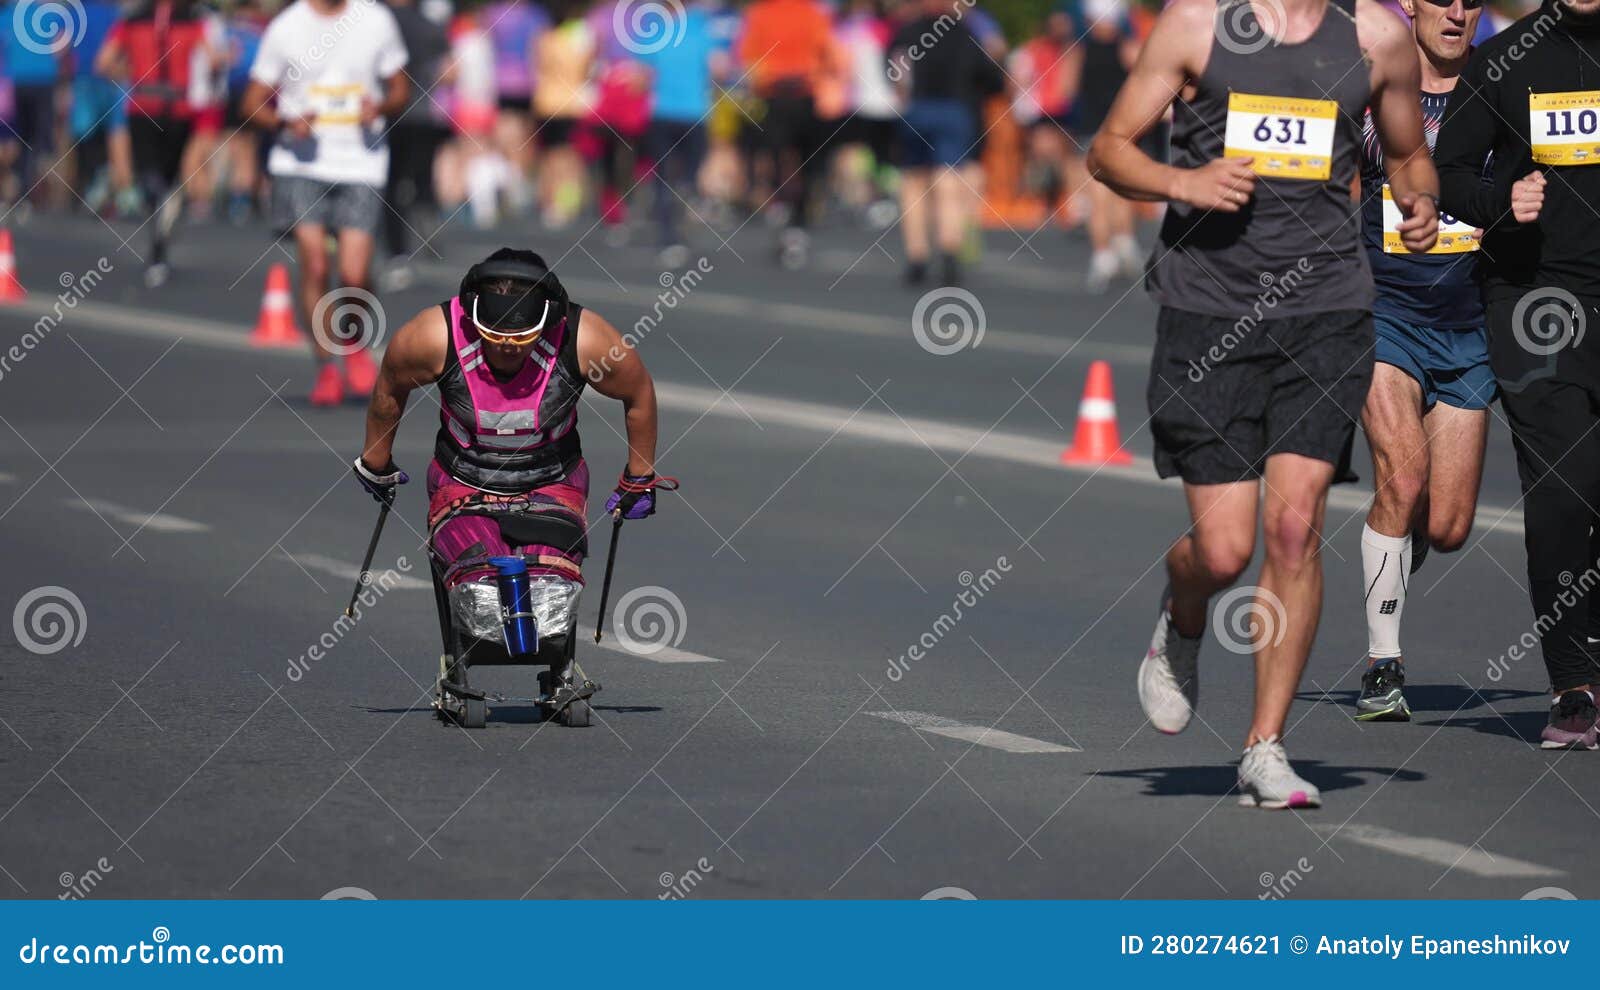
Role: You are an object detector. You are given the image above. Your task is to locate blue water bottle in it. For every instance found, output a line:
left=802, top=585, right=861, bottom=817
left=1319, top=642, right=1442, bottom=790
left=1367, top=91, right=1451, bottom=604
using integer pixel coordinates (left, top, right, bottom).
left=489, top=556, right=539, bottom=657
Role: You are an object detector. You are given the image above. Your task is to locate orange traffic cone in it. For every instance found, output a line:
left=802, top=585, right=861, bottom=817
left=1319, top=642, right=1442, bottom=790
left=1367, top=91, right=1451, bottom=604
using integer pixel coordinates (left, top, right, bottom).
left=1061, top=360, right=1134, bottom=467
left=0, top=230, right=26, bottom=303
left=251, top=263, right=304, bottom=347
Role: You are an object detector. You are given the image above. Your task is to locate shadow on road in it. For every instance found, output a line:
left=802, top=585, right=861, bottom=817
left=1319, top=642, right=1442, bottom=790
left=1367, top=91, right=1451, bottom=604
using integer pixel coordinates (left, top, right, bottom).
left=1298, top=684, right=1541, bottom=714
left=1094, top=762, right=1425, bottom=798
left=355, top=703, right=664, bottom=725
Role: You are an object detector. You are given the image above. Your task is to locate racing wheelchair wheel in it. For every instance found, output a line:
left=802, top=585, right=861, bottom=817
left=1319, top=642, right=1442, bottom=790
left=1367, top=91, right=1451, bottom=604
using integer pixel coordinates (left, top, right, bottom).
left=558, top=698, right=592, bottom=727
left=461, top=697, right=487, bottom=729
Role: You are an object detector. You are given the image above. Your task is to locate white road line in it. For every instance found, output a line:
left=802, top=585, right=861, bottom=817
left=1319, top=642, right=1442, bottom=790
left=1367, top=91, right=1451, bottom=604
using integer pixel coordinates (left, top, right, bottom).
left=283, top=552, right=431, bottom=591
left=1312, top=824, right=1562, bottom=879
left=868, top=710, right=1078, bottom=754
left=68, top=498, right=210, bottom=533
left=3, top=298, right=1527, bottom=537
left=594, top=641, right=724, bottom=664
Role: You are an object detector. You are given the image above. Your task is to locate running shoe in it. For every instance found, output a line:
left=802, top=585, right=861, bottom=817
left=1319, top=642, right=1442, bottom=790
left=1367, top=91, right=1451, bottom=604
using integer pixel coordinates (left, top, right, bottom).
left=1237, top=735, right=1321, bottom=809
left=1085, top=250, right=1119, bottom=294
left=143, top=262, right=170, bottom=289
left=344, top=349, right=378, bottom=398
left=1354, top=659, right=1411, bottom=722
left=1137, top=591, right=1201, bottom=734
left=1540, top=689, right=1599, bottom=751
left=309, top=362, right=344, bottom=407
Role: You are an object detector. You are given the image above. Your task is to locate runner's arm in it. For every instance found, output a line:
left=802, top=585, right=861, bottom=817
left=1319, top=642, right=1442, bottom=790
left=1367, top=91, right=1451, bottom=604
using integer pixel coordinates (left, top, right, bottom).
left=577, top=310, right=658, bottom=478
left=1434, top=49, right=1511, bottom=229
left=1086, top=0, right=1219, bottom=203
left=1362, top=0, right=1438, bottom=251
left=367, top=72, right=411, bottom=124
left=361, top=307, right=448, bottom=471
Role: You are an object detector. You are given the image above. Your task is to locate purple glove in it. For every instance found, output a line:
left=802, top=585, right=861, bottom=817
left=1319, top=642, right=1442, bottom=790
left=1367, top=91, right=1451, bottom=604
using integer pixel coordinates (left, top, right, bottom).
left=353, top=457, right=409, bottom=505
left=604, top=471, right=678, bottom=520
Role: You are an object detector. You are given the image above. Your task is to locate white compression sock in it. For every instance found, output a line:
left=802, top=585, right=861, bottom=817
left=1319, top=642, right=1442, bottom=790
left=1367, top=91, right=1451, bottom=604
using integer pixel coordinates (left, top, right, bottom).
left=1362, top=524, right=1411, bottom=660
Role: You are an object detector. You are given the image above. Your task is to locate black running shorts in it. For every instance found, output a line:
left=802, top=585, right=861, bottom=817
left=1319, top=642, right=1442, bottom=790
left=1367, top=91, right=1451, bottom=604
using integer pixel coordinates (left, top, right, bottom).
left=1146, top=306, right=1374, bottom=485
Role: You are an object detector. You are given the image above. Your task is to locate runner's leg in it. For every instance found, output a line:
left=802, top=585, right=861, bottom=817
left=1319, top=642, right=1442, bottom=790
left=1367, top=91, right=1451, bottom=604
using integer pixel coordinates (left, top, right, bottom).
left=1420, top=399, right=1488, bottom=552
left=295, top=222, right=333, bottom=361
left=1250, top=451, right=1334, bottom=745
left=1360, top=362, right=1426, bottom=663
left=1167, top=480, right=1258, bottom=636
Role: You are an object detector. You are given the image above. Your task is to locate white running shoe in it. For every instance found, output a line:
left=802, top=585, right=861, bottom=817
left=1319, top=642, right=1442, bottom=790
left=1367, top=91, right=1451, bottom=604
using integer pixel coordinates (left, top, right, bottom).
left=1137, top=596, right=1200, bottom=734
left=1237, top=735, right=1321, bottom=809
left=1085, top=249, right=1120, bottom=294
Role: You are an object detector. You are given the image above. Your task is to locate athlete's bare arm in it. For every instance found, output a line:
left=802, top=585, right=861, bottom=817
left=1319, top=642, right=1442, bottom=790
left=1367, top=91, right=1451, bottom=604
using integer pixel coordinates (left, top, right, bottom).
left=577, top=310, right=659, bottom=478
left=238, top=79, right=310, bottom=137
left=364, top=72, right=410, bottom=126
left=1359, top=0, right=1439, bottom=252
left=1087, top=0, right=1260, bottom=211
left=361, top=306, right=449, bottom=470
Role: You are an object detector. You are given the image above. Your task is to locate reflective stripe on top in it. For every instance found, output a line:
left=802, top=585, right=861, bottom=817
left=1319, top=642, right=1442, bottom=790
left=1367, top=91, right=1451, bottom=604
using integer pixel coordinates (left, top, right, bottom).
left=478, top=409, right=538, bottom=432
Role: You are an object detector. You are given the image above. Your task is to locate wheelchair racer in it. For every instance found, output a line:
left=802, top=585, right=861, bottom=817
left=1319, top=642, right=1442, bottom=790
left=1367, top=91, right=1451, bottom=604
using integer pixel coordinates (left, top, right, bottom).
left=351, top=248, right=668, bottom=601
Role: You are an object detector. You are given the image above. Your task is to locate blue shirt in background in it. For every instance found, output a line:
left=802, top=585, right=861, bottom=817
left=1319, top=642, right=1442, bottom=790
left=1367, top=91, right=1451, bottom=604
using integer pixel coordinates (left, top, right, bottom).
left=2, top=3, right=62, bottom=84
left=642, top=8, right=717, bottom=122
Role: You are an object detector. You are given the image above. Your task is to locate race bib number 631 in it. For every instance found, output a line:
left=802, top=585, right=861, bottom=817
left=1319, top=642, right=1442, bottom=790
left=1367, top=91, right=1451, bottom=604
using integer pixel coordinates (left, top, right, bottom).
left=1223, top=92, right=1338, bottom=180
left=1530, top=90, right=1600, bottom=165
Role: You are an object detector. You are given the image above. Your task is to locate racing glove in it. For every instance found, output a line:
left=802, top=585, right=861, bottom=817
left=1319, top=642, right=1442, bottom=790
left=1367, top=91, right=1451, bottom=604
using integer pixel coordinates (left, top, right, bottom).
left=353, top=457, right=409, bottom=505
left=604, top=470, right=679, bottom=520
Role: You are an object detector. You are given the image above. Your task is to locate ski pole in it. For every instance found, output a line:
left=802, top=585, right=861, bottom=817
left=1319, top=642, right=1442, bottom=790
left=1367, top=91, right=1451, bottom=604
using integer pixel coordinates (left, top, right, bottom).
left=345, top=500, right=392, bottom=618
left=594, top=511, right=624, bottom=642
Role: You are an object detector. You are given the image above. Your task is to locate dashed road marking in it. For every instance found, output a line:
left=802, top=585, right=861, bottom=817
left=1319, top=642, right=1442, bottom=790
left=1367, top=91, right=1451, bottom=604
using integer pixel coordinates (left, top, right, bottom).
left=69, top=497, right=209, bottom=533
left=869, top=710, right=1077, bottom=753
left=283, top=552, right=431, bottom=591
left=595, top=641, right=724, bottom=664
left=1312, top=824, right=1562, bottom=878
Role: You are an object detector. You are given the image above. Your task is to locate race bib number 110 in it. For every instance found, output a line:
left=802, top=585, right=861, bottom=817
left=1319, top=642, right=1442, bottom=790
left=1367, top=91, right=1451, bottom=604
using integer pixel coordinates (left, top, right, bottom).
left=1223, top=92, right=1338, bottom=180
left=1529, top=90, right=1600, bottom=165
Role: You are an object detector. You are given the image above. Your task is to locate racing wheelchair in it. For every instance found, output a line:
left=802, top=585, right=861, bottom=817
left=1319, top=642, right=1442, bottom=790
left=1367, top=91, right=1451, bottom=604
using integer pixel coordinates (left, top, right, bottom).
left=430, top=506, right=599, bottom=729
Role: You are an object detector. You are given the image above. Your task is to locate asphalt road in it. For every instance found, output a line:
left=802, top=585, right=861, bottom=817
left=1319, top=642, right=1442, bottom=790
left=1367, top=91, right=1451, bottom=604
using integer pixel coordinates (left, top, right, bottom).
left=0, top=205, right=1584, bottom=901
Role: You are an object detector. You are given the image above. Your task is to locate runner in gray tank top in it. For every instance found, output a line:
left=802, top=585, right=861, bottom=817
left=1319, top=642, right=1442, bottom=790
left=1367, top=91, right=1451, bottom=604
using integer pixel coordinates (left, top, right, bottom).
left=1086, top=0, right=1441, bottom=809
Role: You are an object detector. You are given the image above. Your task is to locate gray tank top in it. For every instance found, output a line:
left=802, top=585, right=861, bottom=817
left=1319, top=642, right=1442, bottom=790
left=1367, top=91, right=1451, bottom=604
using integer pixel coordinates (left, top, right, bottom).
left=1148, top=0, right=1374, bottom=318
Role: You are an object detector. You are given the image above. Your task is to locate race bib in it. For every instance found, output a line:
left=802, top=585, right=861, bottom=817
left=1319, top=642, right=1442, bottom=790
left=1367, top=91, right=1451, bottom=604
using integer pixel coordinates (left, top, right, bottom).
left=1223, top=92, right=1338, bottom=180
left=1529, top=90, right=1600, bottom=165
left=1381, top=184, right=1478, bottom=254
left=308, top=83, right=365, bottom=128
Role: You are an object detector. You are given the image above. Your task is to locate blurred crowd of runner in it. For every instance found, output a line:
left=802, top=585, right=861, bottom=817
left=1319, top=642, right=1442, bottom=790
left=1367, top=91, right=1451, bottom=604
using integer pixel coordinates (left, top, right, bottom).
left=0, top=0, right=1538, bottom=290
